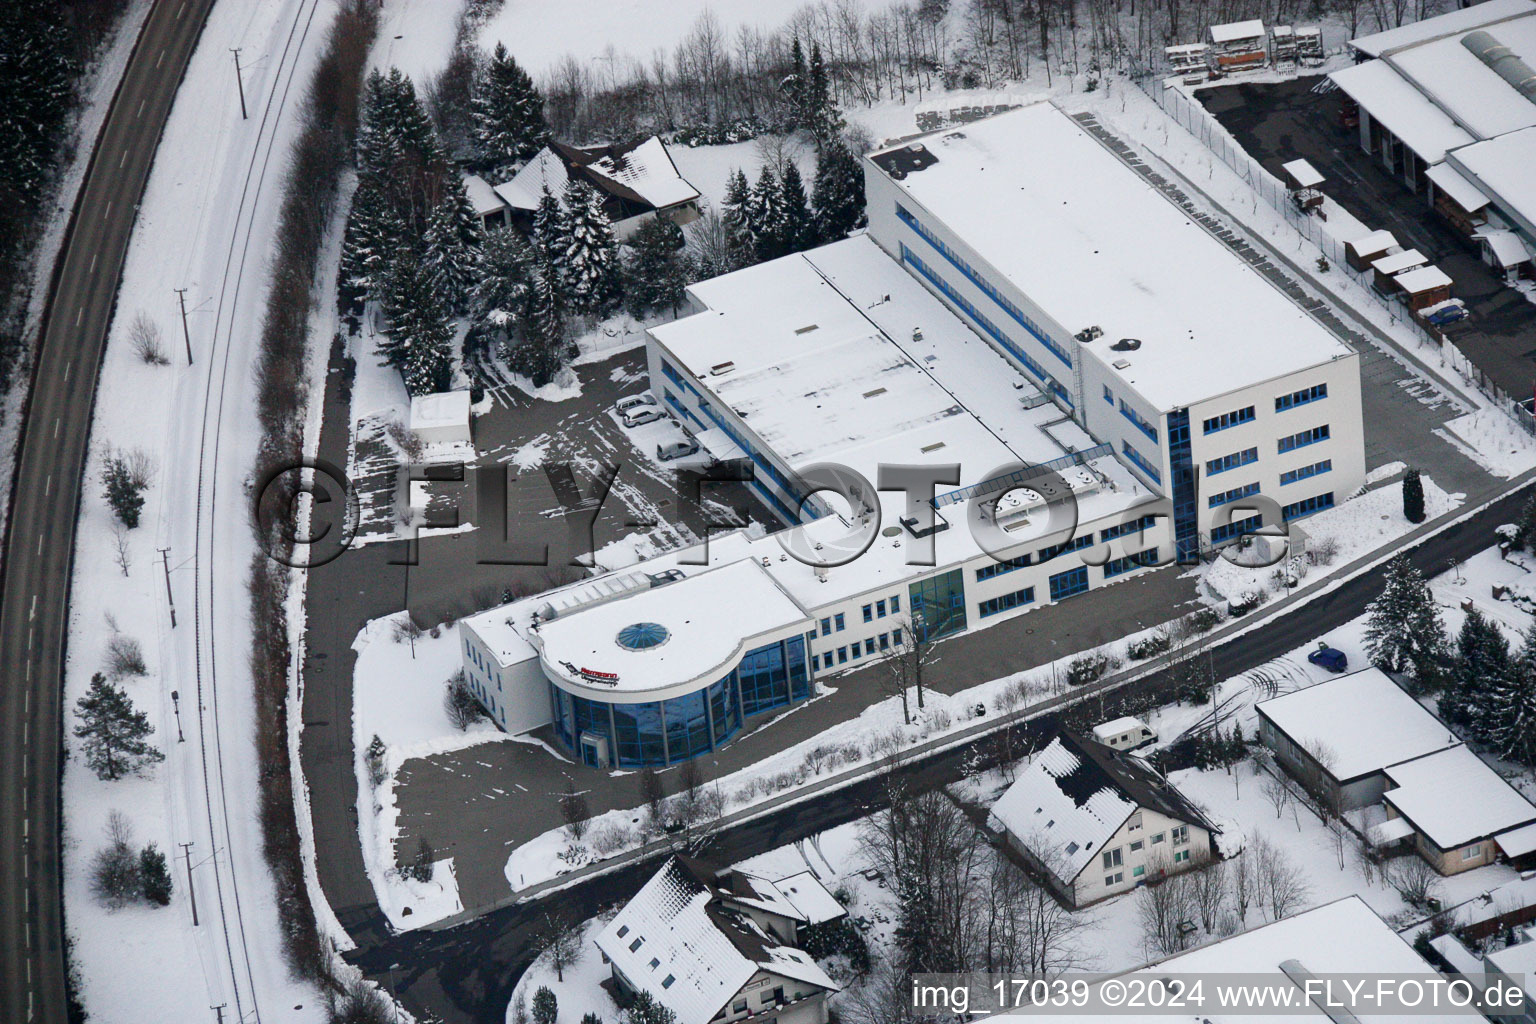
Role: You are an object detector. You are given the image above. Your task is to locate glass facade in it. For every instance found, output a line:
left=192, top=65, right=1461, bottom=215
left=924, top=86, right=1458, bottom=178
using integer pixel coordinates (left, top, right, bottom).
left=909, top=568, right=968, bottom=642
left=549, top=635, right=809, bottom=767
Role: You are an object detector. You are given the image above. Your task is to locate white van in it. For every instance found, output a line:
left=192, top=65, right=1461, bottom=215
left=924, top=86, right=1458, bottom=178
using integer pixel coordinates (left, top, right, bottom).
left=1091, top=716, right=1156, bottom=751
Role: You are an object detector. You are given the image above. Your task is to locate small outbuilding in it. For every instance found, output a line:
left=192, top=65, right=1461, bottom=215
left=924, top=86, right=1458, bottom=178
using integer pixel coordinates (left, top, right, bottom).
left=1370, top=247, right=1427, bottom=292
left=1345, top=228, right=1398, bottom=271
left=409, top=390, right=473, bottom=447
left=1208, top=20, right=1268, bottom=71
left=1394, top=264, right=1453, bottom=312
left=1478, top=228, right=1535, bottom=282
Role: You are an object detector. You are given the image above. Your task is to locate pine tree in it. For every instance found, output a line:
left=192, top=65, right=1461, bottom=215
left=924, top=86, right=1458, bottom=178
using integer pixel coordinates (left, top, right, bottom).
left=1489, top=622, right=1536, bottom=766
left=1516, top=495, right=1536, bottom=555
left=750, top=165, right=786, bottom=262
left=470, top=227, right=537, bottom=365
left=1442, top=607, right=1513, bottom=738
left=720, top=168, right=755, bottom=268
left=562, top=179, right=620, bottom=317
left=471, top=43, right=549, bottom=172
left=783, top=38, right=810, bottom=128
left=0, top=8, right=77, bottom=202
left=812, top=139, right=867, bottom=242
left=421, top=177, right=484, bottom=314
left=623, top=218, right=693, bottom=319
left=1363, top=556, right=1447, bottom=690
left=513, top=255, right=570, bottom=388
left=807, top=42, right=845, bottom=144
left=777, top=162, right=815, bottom=254
left=380, top=248, right=456, bottom=396
left=531, top=184, right=570, bottom=262
left=74, top=673, right=164, bottom=780
left=623, top=992, right=677, bottom=1024
left=531, top=987, right=558, bottom=1024
left=1402, top=468, right=1425, bottom=524
left=893, top=876, right=951, bottom=975
left=140, top=843, right=173, bottom=906
left=101, top=454, right=145, bottom=529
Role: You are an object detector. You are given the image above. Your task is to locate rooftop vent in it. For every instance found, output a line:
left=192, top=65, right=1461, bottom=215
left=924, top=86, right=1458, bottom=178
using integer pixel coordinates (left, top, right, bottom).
left=794, top=324, right=819, bottom=335
left=709, top=360, right=736, bottom=376
left=863, top=387, right=888, bottom=398
left=1113, top=358, right=1132, bottom=370
left=920, top=441, right=947, bottom=453
left=1074, top=325, right=1104, bottom=343
left=1111, top=338, right=1143, bottom=351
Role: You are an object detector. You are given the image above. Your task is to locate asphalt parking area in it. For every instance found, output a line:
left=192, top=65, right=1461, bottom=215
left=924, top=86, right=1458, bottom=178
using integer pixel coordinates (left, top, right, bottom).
left=1198, top=76, right=1536, bottom=399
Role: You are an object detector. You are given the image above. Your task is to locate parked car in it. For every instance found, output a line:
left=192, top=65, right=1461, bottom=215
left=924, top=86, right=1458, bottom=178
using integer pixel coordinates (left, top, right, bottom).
left=1423, top=302, right=1468, bottom=326
left=616, top=393, right=657, bottom=414
left=622, top=407, right=667, bottom=428
left=1307, top=643, right=1348, bottom=673
left=657, top=438, right=700, bottom=461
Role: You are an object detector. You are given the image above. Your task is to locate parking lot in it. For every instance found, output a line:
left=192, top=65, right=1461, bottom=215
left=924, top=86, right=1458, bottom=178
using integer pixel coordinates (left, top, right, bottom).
left=1199, top=76, right=1536, bottom=400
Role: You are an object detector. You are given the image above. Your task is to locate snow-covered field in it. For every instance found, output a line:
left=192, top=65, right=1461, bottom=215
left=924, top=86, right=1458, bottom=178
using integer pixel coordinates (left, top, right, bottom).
left=60, top=0, right=347, bottom=1021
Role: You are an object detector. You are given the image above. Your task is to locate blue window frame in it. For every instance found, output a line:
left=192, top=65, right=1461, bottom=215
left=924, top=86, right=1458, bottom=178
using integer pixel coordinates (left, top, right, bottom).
left=978, top=586, right=1035, bottom=618
left=1167, top=409, right=1198, bottom=563
left=1282, top=491, right=1335, bottom=521
left=811, top=654, right=820, bottom=671
left=892, top=627, right=903, bottom=645
left=879, top=632, right=890, bottom=650
left=1202, top=405, right=1255, bottom=434
left=1038, top=534, right=1093, bottom=563
left=1210, top=513, right=1263, bottom=544
left=1280, top=460, right=1332, bottom=486
left=1100, top=514, right=1158, bottom=544
left=1104, top=548, right=1159, bottom=579
left=862, top=604, right=873, bottom=623
left=908, top=568, right=968, bottom=641
left=1103, top=384, right=1114, bottom=405
left=890, top=595, right=900, bottom=613
left=834, top=613, right=845, bottom=631
left=865, top=638, right=876, bottom=655
left=876, top=599, right=886, bottom=617
left=976, top=554, right=1031, bottom=581
left=837, top=646, right=848, bottom=664
left=1049, top=566, right=1090, bottom=601
left=1120, top=400, right=1159, bottom=442
left=1207, top=447, right=1258, bottom=475
left=1276, top=383, right=1327, bottom=412
left=1122, top=440, right=1162, bottom=485
left=1278, top=425, right=1330, bottom=453
left=819, top=617, right=831, bottom=636
left=1208, top=482, right=1260, bottom=508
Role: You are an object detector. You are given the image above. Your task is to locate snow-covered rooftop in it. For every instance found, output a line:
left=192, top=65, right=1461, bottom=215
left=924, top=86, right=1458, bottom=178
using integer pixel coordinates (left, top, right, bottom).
left=1449, top=126, right=1536, bottom=233
left=1488, top=931, right=1536, bottom=1000
left=1254, top=668, right=1461, bottom=783
left=1385, top=12, right=1536, bottom=141
left=1372, top=248, right=1428, bottom=275
left=995, top=897, right=1483, bottom=1023
left=1350, top=0, right=1536, bottom=56
left=583, top=136, right=699, bottom=210
left=1425, top=162, right=1492, bottom=212
left=773, top=871, right=846, bottom=925
left=1382, top=745, right=1536, bottom=849
left=493, top=147, right=568, bottom=211
left=1281, top=158, right=1324, bottom=188
left=1481, top=228, right=1536, bottom=266
left=1346, top=227, right=1399, bottom=255
left=1091, top=716, right=1148, bottom=739
left=991, top=737, right=1140, bottom=882
left=593, top=858, right=837, bottom=1024
left=1210, top=19, right=1266, bottom=43
left=865, top=103, right=1356, bottom=411
left=1393, top=264, right=1453, bottom=294
left=530, top=560, right=810, bottom=694
left=462, top=173, right=506, bottom=216
left=408, top=390, right=471, bottom=431
left=1329, top=59, right=1476, bottom=164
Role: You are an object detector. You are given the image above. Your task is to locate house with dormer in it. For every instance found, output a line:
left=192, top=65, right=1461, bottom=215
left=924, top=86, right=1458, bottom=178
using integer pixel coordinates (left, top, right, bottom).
left=594, top=856, right=843, bottom=1024
left=989, top=733, right=1218, bottom=907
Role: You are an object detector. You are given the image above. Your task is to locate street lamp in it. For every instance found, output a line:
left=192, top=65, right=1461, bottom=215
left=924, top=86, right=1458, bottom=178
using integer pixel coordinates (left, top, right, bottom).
left=170, top=690, right=184, bottom=743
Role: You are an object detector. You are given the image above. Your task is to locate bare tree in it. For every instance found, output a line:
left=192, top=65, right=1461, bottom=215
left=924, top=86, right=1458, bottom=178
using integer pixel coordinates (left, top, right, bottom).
left=542, top=910, right=584, bottom=982
left=1137, top=862, right=1198, bottom=955
left=639, top=764, right=665, bottom=827
left=111, top=521, right=132, bottom=577
left=885, top=614, right=940, bottom=721
left=1260, top=771, right=1292, bottom=821
left=129, top=311, right=169, bottom=365
left=1229, top=845, right=1257, bottom=926
left=559, top=784, right=591, bottom=842
left=1387, top=856, right=1443, bottom=911
left=1253, top=833, right=1311, bottom=921
left=1188, top=855, right=1228, bottom=933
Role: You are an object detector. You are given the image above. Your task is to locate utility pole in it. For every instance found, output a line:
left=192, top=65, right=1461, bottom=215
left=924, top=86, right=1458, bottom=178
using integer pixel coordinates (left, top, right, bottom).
left=211, top=1005, right=225, bottom=1024
left=170, top=690, right=185, bottom=743
left=179, top=842, right=199, bottom=926
left=231, top=48, right=247, bottom=120
left=174, top=288, right=194, bottom=365
left=159, top=546, right=177, bottom=627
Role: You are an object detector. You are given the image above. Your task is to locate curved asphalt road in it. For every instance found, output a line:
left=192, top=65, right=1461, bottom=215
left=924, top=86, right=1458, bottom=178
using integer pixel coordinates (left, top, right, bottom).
left=0, top=2, right=213, bottom=1021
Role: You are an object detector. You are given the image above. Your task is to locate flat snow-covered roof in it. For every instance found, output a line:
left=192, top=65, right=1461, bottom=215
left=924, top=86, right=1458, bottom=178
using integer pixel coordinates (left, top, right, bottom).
left=1329, top=59, right=1476, bottom=164
left=1372, top=248, right=1428, bottom=274
left=1350, top=0, right=1536, bottom=56
left=1449, top=125, right=1536, bottom=233
left=1346, top=227, right=1399, bottom=254
left=1210, top=19, right=1266, bottom=43
left=1393, top=264, right=1453, bottom=293
left=1386, top=12, right=1536, bottom=141
left=532, top=560, right=809, bottom=694
left=1255, top=668, right=1461, bottom=782
left=1383, top=745, right=1536, bottom=848
left=409, top=390, right=471, bottom=429
left=1282, top=158, right=1324, bottom=188
left=866, top=103, right=1355, bottom=411
left=1425, top=162, right=1492, bottom=212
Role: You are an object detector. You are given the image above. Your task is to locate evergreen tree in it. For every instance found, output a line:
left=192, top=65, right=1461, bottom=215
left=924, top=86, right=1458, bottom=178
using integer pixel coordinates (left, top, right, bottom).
left=777, top=162, right=815, bottom=254
left=512, top=255, right=571, bottom=388
left=74, top=673, right=164, bottom=781
left=622, top=991, right=676, bottom=1024
left=1442, top=607, right=1513, bottom=737
left=1516, top=495, right=1536, bottom=556
left=750, top=165, right=786, bottom=262
left=812, top=139, right=867, bottom=242
left=359, top=67, right=440, bottom=176
left=380, top=248, right=456, bottom=396
left=531, top=184, right=570, bottom=261
left=471, top=43, right=549, bottom=172
left=421, top=177, right=484, bottom=314
left=1363, top=557, right=1447, bottom=690
left=1489, top=622, right=1536, bottom=766
left=893, top=876, right=952, bottom=975
left=339, top=173, right=402, bottom=301
left=1402, top=468, right=1425, bottom=524
left=623, top=218, right=693, bottom=319
left=140, top=843, right=173, bottom=906
left=561, top=179, right=620, bottom=317
left=0, top=8, right=77, bottom=203
left=720, top=168, right=756, bottom=268
left=469, top=227, right=537, bottom=365
left=783, top=38, right=810, bottom=128
left=101, top=454, right=145, bottom=529
left=807, top=42, right=845, bottom=143
left=531, top=987, right=558, bottom=1024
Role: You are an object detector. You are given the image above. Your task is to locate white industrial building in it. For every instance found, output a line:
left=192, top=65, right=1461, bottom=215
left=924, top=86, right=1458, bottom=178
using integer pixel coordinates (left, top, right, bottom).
left=1330, top=0, right=1536, bottom=278
left=456, top=102, right=1365, bottom=769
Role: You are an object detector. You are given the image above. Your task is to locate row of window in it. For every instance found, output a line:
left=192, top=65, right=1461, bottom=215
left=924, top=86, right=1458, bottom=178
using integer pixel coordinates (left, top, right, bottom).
left=1210, top=512, right=1263, bottom=545
left=1281, top=491, right=1335, bottom=521
left=1121, top=439, right=1162, bottom=485
left=1279, top=459, right=1332, bottom=486
left=978, top=586, right=1035, bottom=618
left=1208, top=481, right=1259, bottom=509
left=976, top=554, right=1030, bottom=582
left=812, top=629, right=902, bottom=670
left=1275, top=382, right=1327, bottom=412
left=895, top=204, right=1075, bottom=368
left=899, top=244, right=1072, bottom=407
left=1104, top=548, right=1159, bottom=579
left=1202, top=405, right=1255, bottom=434
left=1038, top=533, right=1095, bottom=564
left=1278, top=424, right=1330, bottom=454
left=861, top=596, right=900, bottom=622
left=1207, top=446, right=1258, bottom=476
left=1101, top=825, right=1191, bottom=883
left=1120, top=400, right=1159, bottom=443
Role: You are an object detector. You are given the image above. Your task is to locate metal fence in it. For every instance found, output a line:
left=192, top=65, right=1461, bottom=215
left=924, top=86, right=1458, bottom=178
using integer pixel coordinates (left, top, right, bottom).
left=1134, top=76, right=1536, bottom=434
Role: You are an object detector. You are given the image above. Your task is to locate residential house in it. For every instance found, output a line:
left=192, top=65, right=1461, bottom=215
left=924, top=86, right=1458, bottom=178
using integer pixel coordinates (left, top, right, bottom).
left=594, top=856, right=842, bottom=1024
left=1378, top=745, right=1536, bottom=875
left=989, top=733, right=1218, bottom=907
left=493, top=136, right=702, bottom=240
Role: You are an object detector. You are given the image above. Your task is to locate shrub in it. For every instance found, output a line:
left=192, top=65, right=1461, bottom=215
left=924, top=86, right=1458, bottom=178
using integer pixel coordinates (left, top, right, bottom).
left=443, top=669, right=484, bottom=730
left=129, top=311, right=170, bottom=365
left=365, top=734, right=387, bottom=786
left=101, top=451, right=146, bottom=528
left=330, top=979, right=394, bottom=1024
left=89, top=812, right=141, bottom=909
left=588, top=822, right=633, bottom=857
left=1186, top=608, right=1222, bottom=633
left=1065, top=651, right=1120, bottom=687
left=1126, top=633, right=1173, bottom=660
left=401, top=836, right=435, bottom=883
left=105, top=634, right=147, bottom=678
left=798, top=915, right=872, bottom=975
left=140, top=843, right=172, bottom=906
left=532, top=987, right=558, bottom=1024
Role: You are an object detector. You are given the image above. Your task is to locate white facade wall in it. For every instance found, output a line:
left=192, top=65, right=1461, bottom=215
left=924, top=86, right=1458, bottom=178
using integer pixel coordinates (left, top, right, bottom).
left=460, top=623, right=552, bottom=735
left=1070, top=807, right=1214, bottom=906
